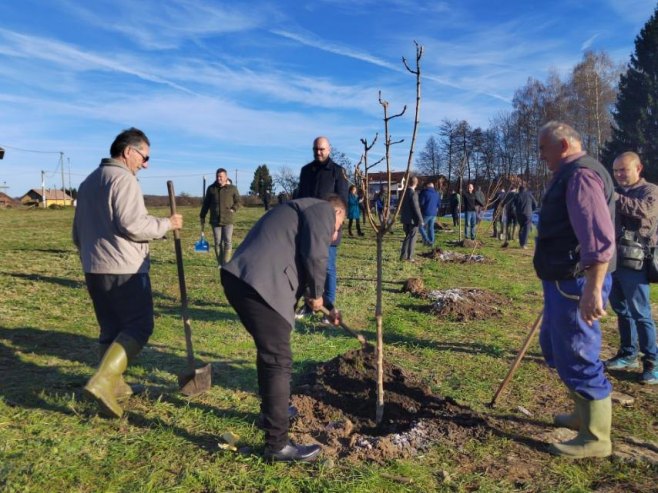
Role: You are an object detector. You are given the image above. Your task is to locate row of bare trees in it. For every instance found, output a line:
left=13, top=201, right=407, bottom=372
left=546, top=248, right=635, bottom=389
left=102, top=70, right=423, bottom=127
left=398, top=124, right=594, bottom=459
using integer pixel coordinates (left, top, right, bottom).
left=416, top=50, right=620, bottom=192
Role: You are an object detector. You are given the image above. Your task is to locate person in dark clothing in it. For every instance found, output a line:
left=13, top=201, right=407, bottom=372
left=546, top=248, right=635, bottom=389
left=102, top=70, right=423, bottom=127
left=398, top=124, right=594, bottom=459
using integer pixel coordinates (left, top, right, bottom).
left=449, top=190, right=461, bottom=227
left=502, top=186, right=518, bottom=245
left=295, top=137, right=349, bottom=318
left=515, top=186, right=538, bottom=249
left=462, top=183, right=484, bottom=240
left=399, top=176, right=424, bottom=261
left=221, top=196, right=345, bottom=462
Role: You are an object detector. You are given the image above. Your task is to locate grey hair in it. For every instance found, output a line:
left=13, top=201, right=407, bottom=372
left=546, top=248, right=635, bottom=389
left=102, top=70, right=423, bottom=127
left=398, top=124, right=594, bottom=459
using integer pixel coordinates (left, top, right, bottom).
left=539, top=121, right=582, bottom=145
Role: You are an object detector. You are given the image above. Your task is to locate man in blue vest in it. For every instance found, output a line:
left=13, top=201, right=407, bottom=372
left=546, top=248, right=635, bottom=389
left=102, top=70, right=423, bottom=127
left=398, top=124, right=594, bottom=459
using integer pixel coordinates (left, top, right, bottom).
left=534, top=121, right=616, bottom=458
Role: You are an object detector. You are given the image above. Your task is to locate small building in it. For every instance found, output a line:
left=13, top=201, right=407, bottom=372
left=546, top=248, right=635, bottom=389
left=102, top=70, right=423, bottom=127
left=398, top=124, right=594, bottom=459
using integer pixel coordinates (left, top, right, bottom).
left=0, top=192, right=19, bottom=208
left=21, top=188, right=73, bottom=207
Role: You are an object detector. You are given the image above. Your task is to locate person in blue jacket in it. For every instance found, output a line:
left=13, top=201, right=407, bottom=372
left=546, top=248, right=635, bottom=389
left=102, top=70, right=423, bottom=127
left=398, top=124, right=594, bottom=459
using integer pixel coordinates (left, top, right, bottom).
left=418, top=181, right=440, bottom=247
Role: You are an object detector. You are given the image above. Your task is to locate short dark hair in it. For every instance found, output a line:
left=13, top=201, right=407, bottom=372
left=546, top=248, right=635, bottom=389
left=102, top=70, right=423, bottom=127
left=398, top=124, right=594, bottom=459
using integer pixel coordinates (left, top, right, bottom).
left=216, top=168, right=227, bottom=175
left=324, top=193, right=346, bottom=211
left=110, top=127, right=150, bottom=158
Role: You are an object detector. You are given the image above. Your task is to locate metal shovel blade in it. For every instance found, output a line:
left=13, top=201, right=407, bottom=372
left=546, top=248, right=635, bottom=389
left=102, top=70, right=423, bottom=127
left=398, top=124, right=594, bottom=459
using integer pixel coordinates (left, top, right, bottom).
left=178, top=363, right=212, bottom=396
left=194, top=233, right=210, bottom=253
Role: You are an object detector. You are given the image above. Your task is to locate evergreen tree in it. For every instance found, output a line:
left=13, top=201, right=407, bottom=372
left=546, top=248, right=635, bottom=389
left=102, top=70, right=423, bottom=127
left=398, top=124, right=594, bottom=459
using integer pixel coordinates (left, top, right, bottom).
left=250, top=164, right=273, bottom=203
left=603, top=6, right=658, bottom=180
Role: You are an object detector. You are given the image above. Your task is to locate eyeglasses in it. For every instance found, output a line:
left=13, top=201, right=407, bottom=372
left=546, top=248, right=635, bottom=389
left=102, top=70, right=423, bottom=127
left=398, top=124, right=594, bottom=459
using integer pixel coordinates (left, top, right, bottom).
left=131, top=146, right=150, bottom=163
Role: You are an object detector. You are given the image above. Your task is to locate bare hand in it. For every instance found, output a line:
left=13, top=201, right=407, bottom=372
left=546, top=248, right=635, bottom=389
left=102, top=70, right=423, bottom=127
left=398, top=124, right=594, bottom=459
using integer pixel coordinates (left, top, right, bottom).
left=307, top=296, right=323, bottom=312
left=169, top=214, right=183, bottom=230
left=579, top=284, right=606, bottom=326
left=325, top=308, right=342, bottom=326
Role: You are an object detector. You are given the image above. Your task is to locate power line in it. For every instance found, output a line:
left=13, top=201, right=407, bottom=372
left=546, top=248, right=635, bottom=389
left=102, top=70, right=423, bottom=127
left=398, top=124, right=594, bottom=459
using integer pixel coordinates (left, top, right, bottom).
left=0, top=144, right=62, bottom=154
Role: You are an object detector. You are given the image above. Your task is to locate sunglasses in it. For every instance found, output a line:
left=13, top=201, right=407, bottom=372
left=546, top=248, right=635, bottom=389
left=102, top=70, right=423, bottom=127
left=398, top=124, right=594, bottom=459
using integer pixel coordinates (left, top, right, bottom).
left=131, top=146, right=150, bottom=163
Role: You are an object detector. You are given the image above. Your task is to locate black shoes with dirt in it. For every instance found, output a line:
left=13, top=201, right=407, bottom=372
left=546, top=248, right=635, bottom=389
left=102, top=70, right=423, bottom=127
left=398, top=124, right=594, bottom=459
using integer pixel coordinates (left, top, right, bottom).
left=264, top=441, right=321, bottom=462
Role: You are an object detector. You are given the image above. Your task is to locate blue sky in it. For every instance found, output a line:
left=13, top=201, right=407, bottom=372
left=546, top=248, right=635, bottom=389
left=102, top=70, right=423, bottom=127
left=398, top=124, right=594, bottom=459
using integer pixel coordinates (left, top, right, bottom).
left=1, top=0, right=656, bottom=197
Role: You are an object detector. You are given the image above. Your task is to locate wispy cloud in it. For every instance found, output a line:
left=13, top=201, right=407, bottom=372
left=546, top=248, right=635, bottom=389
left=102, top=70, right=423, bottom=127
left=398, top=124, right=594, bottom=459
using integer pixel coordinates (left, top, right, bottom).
left=581, top=33, right=601, bottom=51
left=0, top=28, right=199, bottom=95
left=59, top=0, right=270, bottom=50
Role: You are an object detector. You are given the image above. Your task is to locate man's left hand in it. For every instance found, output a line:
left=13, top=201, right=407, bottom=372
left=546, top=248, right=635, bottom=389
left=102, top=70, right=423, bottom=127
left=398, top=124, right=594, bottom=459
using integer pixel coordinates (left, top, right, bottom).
left=324, top=308, right=341, bottom=326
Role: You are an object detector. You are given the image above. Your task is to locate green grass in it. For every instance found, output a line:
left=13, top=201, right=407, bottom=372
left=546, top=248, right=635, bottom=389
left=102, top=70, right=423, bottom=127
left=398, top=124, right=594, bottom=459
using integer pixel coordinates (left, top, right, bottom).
left=1, top=206, right=657, bottom=492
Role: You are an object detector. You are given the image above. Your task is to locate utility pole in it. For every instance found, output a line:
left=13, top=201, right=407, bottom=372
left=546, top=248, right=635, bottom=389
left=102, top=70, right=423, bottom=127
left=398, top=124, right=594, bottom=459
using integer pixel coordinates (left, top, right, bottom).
left=68, top=157, right=72, bottom=198
left=234, top=169, right=238, bottom=186
left=59, top=152, right=65, bottom=192
left=41, top=170, right=46, bottom=208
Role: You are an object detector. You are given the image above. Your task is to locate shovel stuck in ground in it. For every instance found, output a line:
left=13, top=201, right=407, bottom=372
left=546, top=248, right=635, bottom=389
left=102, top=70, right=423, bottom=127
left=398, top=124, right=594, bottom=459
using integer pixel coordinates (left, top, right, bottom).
left=167, top=180, right=212, bottom=396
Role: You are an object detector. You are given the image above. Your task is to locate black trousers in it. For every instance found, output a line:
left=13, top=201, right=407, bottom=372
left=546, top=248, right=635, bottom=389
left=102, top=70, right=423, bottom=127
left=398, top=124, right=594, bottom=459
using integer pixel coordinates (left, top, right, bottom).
left=221, top=270, right=292, bottom=450
left=85, top=273, right=153, bottom=348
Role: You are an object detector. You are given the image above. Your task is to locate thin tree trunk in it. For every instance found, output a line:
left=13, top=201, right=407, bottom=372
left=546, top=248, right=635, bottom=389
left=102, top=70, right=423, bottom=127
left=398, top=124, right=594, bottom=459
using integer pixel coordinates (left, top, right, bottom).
left=375, top=232, right=385, bottom=424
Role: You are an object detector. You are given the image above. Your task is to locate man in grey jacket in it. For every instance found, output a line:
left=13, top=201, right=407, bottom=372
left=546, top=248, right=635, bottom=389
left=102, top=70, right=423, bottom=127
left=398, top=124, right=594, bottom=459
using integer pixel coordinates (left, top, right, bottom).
left=221, top=195, right=344, bottom=462
left=605, top=152, right=658, bottom=384
left=73, top=127, right=183, bottom=419
left=399, top=176, right=424, bottom=262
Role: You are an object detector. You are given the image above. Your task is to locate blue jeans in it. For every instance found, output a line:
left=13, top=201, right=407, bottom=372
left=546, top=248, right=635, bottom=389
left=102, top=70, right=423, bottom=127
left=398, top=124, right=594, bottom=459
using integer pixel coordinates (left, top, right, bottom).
left=518, top=214, right=532, bottom=247
left=609, top=266, right=658, bottom=363
left=324, top=245, right=338, bottom=305
left=539, top=276, right=613, bottom=400
left=420, top=215, right=435, bottom=245
left=464, top=211, right=476, bottom=240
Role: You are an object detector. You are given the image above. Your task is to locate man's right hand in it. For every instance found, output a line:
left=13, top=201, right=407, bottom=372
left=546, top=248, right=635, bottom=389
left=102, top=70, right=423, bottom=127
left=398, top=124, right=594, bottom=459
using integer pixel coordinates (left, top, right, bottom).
left=307, top=296, right=324, bottom=312
left=170, top=214, right=183, bottom=230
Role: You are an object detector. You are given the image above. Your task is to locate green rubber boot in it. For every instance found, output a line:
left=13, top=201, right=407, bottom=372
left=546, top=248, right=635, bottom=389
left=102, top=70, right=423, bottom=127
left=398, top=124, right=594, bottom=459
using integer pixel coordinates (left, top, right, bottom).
left=549, top=394, right=612, bottom=458
left=85, top=334, right=141, bottom=418
left=553, top=391, right=580, bottom=431
left=99, top=343, right=140, bottom=400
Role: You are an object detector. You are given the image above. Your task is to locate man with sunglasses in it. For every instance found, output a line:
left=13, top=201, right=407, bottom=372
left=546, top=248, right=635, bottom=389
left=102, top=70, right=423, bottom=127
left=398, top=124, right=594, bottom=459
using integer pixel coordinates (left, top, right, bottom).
left=73, top=127, right=183, bottom=419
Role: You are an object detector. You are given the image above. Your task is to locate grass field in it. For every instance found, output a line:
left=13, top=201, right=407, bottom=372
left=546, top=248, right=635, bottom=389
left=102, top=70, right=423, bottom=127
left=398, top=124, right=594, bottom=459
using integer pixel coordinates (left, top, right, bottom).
left=1, top=205, right=657, bottom=492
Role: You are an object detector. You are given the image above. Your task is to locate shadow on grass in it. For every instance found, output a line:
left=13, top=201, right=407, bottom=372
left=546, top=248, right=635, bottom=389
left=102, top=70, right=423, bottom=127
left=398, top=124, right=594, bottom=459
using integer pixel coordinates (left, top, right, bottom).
left=0, top=325, right=258, bottom=415
left=6, top=272, right=85, bottom=289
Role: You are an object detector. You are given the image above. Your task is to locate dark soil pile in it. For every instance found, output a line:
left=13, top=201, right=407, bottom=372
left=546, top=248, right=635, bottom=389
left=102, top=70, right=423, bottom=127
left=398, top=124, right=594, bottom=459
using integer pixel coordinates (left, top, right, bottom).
left=291, top=346, right=490, bottom=462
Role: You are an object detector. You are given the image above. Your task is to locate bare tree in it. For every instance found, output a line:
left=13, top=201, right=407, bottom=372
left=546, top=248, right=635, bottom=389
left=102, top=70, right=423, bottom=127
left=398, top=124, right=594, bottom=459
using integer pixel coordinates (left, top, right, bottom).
left=273, top=165, right=299, bottom=197
left=356, top=42, right=423, bottom=425
left=416, top=135, right=442, bottom=175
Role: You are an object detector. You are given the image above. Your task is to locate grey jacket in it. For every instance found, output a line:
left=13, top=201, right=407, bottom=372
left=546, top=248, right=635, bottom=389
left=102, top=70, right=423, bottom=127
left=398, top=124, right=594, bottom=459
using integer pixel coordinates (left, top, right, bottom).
left=222, top=198, right=335, bottom=328
left=72, top=158, right=171, bottom=274
left=616, top=178, right=658, bottom=246
left=400, top=188, right=423, bottom=226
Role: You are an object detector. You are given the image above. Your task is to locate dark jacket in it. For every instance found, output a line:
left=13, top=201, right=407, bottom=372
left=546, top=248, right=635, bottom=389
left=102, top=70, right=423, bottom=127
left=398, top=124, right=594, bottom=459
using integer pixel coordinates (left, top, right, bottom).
left=419, top=186, right=440, bottom=216
left=400, top=188, right=423, bottom=226
left=296, top=158, right=349, bottom=204
left=615, top=178, right=658, bottom=246
left=514, top=188, right=537, bottom=218
left=200, top=182, right=241, bottom=226
left=296, top=158, right=349, bottom=244
left=222, top=198, right=335, bottom=328
left=462, top=191, right=484, bottom=212
left=534, top=155, right=616, bottom=280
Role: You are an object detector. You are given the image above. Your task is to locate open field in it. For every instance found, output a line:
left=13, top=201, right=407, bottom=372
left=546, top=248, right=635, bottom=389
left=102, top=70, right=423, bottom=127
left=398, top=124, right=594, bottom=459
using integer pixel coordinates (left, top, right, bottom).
left=1, top=205, right=657, bottom=492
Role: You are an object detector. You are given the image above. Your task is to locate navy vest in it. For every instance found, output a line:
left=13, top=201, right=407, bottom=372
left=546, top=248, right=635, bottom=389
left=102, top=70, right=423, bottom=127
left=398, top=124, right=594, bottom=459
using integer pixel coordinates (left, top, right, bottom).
left=533, top=155, right=616, bottom=280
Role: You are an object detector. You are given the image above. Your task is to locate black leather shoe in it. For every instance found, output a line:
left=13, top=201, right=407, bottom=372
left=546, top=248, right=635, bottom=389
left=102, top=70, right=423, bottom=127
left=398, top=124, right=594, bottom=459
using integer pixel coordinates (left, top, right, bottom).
left=264, top=442, right=321, bottom=462
left=256, top=405, right=298, bottom=429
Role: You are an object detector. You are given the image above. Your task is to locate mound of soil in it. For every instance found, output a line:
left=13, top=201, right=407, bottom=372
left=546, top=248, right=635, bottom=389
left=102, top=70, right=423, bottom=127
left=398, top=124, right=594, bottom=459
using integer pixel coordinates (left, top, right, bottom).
left=426, top=288, right=506, bottom=321
left=291, top=346, right=489, bottom=462
left=401, top=277, right=425, bottom=296
left=422, top=247, right=488, bottom=263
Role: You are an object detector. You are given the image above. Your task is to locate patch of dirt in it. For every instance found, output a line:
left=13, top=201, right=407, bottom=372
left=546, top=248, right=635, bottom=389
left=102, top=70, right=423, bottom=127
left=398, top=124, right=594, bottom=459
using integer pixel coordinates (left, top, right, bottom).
left=421, top=247, right=489, bottom=263
left=401, top=277, right=425, bottom=296
left=425, top=288, right=506, bottom=321
left=291, top=346, right=491, bottom=463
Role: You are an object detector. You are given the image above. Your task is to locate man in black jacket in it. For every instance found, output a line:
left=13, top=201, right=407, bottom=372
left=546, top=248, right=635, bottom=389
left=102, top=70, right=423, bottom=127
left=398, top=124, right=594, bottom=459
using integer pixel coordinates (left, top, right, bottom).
left=295, top=136, right=349, bottom=318
left=514, top=186, right=538, bottom=249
